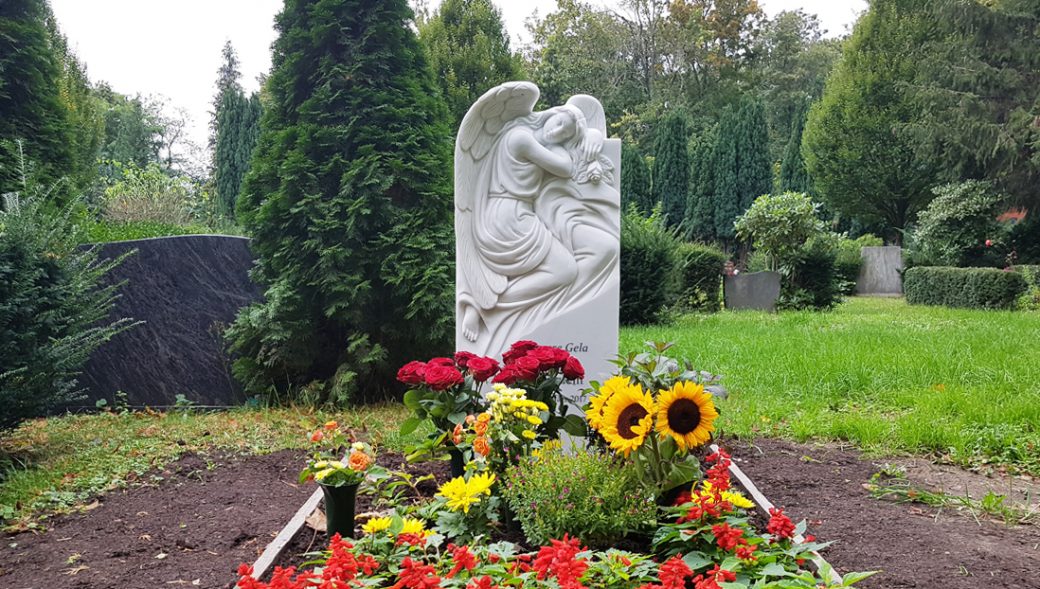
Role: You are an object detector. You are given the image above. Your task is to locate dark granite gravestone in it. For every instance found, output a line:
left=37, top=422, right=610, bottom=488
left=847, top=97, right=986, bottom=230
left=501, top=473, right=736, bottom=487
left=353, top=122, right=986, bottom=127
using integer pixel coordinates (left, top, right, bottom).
left=856, top=246, right=904, bottom=295
left=76, top=235, right=261, bottom=407
left=724, top=271, right=782, bottom=312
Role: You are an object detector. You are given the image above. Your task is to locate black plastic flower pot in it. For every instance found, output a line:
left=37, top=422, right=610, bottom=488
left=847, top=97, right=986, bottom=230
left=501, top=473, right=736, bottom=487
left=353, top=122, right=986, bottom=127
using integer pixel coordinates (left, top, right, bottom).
left=320, top=483, right=358, bottom=538
left=449, top=447, right=466, bottom=478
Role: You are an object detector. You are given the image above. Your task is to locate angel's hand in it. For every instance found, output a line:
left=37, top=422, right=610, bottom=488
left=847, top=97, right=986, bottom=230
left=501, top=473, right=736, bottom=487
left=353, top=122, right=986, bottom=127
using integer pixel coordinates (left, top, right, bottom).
left=582, top=129, right=604, bottom=162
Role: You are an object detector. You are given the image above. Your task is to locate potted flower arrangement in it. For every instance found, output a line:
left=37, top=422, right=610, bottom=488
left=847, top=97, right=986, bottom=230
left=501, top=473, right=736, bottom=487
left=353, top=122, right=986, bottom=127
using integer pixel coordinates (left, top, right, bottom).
left=491, top=340, right=587, bottom=439
left=396, top=353, right=500, bottom=475
left=585, top=341, right=726, bottom=502
left=299, top=420, right=383, bottom=538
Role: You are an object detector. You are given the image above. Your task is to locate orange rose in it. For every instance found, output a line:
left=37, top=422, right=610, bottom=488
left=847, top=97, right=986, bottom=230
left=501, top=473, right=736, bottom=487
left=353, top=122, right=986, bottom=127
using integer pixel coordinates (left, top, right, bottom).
left=476, top=413, right=491, bottom=423
left=473, top=436, right=491, bottom=457
left=324, top=420, right=338, bottom=430
left=465, top=414, right=476, bottom=425
left=452, top=423, right=464, bottom=445
left=348, top=451, right=371, bottom=471
left=310, top=430, right=324, bottom=443
left=474, top=421, right=489, bottom=436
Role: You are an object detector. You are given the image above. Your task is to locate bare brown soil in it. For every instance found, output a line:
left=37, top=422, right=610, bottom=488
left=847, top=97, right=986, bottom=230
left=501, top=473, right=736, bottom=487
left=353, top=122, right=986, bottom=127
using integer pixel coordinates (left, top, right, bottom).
left=1, top=440, right=1037, bottom=589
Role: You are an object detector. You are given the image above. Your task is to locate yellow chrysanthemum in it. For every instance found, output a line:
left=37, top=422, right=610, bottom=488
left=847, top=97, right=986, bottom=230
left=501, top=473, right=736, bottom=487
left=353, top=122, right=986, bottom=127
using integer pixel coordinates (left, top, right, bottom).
left=702, top=480, right=755, bottom=509
left=522, top=429, right=537, bottom=440
left=655, top=381, right=719, bottom=452
left=467, top=472, right=497, bottom=497
left=599, top=382, right=655, bottom=457
left=361, top=516, right=392, bottom=535
left=586, top=375, right=632, bottom=430
left=400, top=517, right=429, bottom=536
left=313, top=468, right=335, bottom=481
left=438, top=473, right=496, bottom=513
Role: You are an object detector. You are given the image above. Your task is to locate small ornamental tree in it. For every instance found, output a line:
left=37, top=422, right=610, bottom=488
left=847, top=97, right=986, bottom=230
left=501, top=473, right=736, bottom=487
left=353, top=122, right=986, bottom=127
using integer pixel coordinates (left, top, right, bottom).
left=913, top=180, right=1008, bottom=267
left=228, top=0, right=455, bottom=404
left=735, top=192, right=823, bottom=271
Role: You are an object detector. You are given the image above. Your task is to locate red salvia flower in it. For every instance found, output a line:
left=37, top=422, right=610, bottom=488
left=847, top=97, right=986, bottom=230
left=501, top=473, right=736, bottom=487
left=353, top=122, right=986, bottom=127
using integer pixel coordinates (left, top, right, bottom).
left=532, top=535, right=589, bottom=589
left=390, top=557, right=442, bottom=589
left=446, top=544, right=478, bottom=578
left=711, top=523, right=744, bottom=551
left=767, top=507, right=796, bottom=540
left=657, top=555, right=693, bottom=589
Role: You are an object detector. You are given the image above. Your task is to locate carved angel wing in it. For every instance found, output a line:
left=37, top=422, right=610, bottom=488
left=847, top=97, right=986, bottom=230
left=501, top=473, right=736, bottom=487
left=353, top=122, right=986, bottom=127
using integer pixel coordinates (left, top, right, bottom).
left=455, top=82, right=540, bottom=310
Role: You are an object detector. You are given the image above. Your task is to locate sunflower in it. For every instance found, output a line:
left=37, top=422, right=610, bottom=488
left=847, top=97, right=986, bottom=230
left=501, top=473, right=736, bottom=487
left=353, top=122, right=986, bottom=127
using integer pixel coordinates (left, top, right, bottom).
left=655, top=381, right=719, bottom=451
left=586, top=375, right=633, bottom=431
left=599, top=382, right=655, bottom=457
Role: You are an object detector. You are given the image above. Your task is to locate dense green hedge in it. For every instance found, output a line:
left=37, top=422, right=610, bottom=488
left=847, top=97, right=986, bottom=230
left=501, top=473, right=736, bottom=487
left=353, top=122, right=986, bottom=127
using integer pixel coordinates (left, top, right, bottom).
left=904, top=266, right=1028, bottom=309
left=78, top=219, right=212, bottom=244
left=620, top=210, right=678, bottom=325
left=674, top=243, right=726, bottom=312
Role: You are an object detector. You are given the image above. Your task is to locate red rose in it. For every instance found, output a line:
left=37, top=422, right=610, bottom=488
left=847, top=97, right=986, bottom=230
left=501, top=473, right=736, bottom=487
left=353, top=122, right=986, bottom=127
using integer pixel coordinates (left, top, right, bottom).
left=503, top=340, right=539, bottom=363
left=492, top=365, right=519, bottom=385
left=562, top=356, right=585, bottom=381
left=513, top=356, right=541, bottom=380
left=397, top=361, right=427, bottom=385
left=428, top=357, right=455, bottom=367
left=467, top=356, right=500, bottom=382
left=425, top=364, right=464, bottom=390
left=552, top=348, right=570, bottom=368
left=529, top=346, right=560, bottom=370
left=454, top=351, right=477, bottom=369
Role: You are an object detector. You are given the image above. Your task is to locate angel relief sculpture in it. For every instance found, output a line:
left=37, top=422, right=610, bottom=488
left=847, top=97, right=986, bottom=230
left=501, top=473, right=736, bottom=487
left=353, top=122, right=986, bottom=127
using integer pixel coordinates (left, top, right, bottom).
left=456, top=82, right=620, bottom=356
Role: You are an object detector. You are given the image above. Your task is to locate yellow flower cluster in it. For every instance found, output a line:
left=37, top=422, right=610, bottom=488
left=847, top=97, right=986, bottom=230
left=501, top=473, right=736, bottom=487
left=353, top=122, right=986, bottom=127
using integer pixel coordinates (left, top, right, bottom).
left=312, top=460, right=346, bottom=482
left=701, top=480, right=755, bottom=509
left=360, top=515, right=431, bottom=537
left=438, top=472, right=497, bottom=513
left=486, top=383, right=547, bottom=427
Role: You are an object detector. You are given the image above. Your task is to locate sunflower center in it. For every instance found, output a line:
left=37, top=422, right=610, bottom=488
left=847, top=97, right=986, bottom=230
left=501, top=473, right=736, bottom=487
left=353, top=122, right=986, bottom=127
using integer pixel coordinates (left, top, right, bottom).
left=667, top=399, right=702, bottom=435
left=616, top=404, right=649, bottom=439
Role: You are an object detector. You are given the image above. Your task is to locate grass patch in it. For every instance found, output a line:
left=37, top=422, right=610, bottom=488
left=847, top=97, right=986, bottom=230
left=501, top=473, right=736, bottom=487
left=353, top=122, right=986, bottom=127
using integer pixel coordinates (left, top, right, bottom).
left=0, top=404, right=418, bottom=530
left=622, top=297, right=1040, bottom=475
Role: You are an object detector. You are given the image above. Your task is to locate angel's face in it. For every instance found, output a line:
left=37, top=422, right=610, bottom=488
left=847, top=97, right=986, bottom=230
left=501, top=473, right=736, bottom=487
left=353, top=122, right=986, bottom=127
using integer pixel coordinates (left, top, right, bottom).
left=543, top=112, right=577, bottom=145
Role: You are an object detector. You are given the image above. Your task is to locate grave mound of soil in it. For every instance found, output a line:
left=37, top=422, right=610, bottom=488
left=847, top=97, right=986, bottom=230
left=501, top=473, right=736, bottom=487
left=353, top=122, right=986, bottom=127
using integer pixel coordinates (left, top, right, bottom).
left=1, top=439, right=1037, bottom=589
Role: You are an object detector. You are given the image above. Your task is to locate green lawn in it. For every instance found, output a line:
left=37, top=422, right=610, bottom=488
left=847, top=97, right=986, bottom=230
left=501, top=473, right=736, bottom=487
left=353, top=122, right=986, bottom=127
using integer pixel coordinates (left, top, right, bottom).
left=622, top=297, right=1040, bottom=475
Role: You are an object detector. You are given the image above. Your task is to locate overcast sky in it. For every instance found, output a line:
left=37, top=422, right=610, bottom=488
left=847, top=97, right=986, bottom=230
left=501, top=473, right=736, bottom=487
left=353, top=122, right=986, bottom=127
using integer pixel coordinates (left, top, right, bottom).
left=50, top=0, right=867, bottom=160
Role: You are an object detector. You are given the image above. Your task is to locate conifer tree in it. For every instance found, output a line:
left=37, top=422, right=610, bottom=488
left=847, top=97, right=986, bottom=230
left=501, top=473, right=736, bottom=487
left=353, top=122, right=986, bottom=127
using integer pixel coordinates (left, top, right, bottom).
left=779, top=104, right=811, bottom=193
left=735, top=98, right=773, bottom=212
left=652, top=111, right=690, bottom=229
left=620, top=142, right=651, bottom=213
left=228, top=0, right=455, bottom=404
left=685, top=129, right=716, bottom=241
left=418, top=0, right=523, bottom=129
left=0, top=0, right=73, bottom=200
left=212, top=42, right=262, bottom=219
left=712, top=110, right=740, bottom=239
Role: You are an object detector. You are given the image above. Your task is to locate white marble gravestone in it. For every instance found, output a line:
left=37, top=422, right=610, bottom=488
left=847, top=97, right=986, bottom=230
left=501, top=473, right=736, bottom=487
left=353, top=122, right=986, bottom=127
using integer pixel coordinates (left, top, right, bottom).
left=454, top=81, right=620, bottom=405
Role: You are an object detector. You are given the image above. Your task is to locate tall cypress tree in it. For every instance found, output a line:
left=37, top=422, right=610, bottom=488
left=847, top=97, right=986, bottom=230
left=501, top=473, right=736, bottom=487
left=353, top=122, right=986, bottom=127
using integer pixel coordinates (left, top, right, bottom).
left=228, top=0, right=455, bottom=404
left=212, top=42, right=261, bottom=219
left=0, top=0, right=73, bottom=199
left=685, top=128, right=716, bottom=241
left=713, top=110, right=740, bottom=239
left=779, top=104, right=811, bottom=193
left=735, top=98, right=773, bottom=212
left=620, top=142, right=651, bottom=213
left=652, top=111, right=690, bottom=228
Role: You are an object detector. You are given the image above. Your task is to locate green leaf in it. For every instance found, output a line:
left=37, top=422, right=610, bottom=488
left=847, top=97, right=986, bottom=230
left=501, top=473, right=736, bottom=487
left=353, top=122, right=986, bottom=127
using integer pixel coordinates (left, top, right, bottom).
left=447, top=411, right=468, bottom=425
left=399, top=416, right=422, bottom=436
left=402, top=389, right=423, bottom=412
left=561, top=414, right=587, bottom=436
left=758, top=563, right=790, bottom=578
left=841, top=571, right=879, bottom=586
left=682, top=551, right=712, bottom=570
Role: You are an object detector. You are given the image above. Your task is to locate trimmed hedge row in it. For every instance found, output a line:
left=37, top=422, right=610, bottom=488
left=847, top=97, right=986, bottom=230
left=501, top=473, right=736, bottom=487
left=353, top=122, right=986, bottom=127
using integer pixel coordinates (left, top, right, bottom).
left=904, top=266, right=1028, bottom=309
left=674, top=243, right=726, bottom=313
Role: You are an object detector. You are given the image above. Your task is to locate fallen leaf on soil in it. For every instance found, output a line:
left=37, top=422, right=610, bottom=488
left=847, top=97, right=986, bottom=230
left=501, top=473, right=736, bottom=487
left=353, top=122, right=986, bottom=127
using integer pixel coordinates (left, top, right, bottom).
left=81, top=500, right=101, bottom=511
left=155, top=552, right=168, bottom=560
left=305, top=508, right=326, bottom=532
